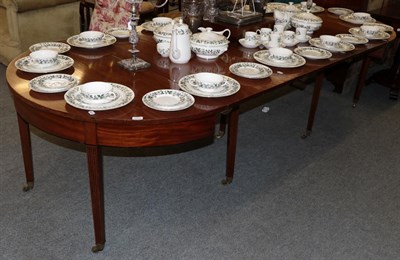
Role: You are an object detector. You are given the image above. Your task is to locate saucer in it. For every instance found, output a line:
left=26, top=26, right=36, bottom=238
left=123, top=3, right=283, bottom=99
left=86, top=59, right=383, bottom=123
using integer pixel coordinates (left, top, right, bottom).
left=142, top=89, right=195, bottom=111
left=348, top=27, right=391, bottom=40
left=67, top=34, right=117, bottom=49
left=29, top=74, right=78, bottom=93
left=64, top=83, right=134, bottom=111
left=178, top=74, right=240, bottom=98
left=253, top=50, right=306, bottom=68
left=141, top=21, right=157, bottom=32
left=283, top=39, right=299, bottom=47
left=262, top=41, right=286, bottom=49
left=29, top=42, right=71, bottom=54
left=362, top=22, right=394, bottom=32
left=296, top=35, right=311, bottom=43
left=309, top=38, right=355, bottom=52
left=15, top=55, right=74, bottom=73
left=294, top=4, right=325, bottom=13
left=339, top=14, right=376, bottom=24
left=105, top=27, right=130, bottom=38
left=327, top=7, right=354, bottom=16
left=336, top=34, right=368, bottom=44
left=294, top=47, right=332, bottom=60
left=265, top=2, right=288, bottom=14
left=229, top=62, right=273, bottom=79
left=239, top=38, right=260, bottom=49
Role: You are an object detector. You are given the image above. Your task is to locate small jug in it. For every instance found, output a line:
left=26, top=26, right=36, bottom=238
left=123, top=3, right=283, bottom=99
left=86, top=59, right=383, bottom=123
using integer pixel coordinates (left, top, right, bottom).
left=169, top=19, right=192, bottom=64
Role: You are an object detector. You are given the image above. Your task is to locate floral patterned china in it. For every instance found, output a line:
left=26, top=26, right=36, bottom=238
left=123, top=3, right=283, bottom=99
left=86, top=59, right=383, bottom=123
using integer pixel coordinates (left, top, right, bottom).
left=64, top=83, right=134, bottom=111
left=339, top=13, right=376, bottom=24
left=29, top=74, right=78, bottom=93
left=294, top=47, right=332, bottom=59
left=15, top=55, right=74, bottom=73
left=178, top=74, right=240, bottom=98
left=142, top=89, right=195, bottom=111
left=229, top=62, right=273, bottom=79
left=253, top=50, right=306, bottom=68
left=362, top=22, right=394, bottom=32
left=336, top=34, right=369, bottom=44
left=67, top=34, right=117, bottom=49
left=105, top=27, right=130, bottom=38
left=348, top=27, right=391, bottom=40
left=29, top=42, right=71, bottom=54
left=309, top=38, right=355, bottom=52
left=327, top=7, right=353, bottom=16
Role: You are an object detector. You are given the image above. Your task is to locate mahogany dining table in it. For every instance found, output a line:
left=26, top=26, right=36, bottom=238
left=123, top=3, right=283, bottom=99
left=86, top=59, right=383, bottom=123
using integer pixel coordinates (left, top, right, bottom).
left=6, top=11, right=396, bottom=252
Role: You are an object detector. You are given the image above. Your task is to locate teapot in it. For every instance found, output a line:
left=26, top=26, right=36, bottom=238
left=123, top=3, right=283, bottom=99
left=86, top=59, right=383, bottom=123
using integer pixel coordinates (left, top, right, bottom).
left=169, top=19, right=192, bottom=64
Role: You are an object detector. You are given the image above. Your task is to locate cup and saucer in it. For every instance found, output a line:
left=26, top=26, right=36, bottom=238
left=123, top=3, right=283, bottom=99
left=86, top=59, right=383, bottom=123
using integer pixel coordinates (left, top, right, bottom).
left=253, top=47, right=306, bottom=68
left=309, top=35, right=355, bottom=52
left=296, top=35, right=311, bottom=43
left=189, top=72, right=227, bottom=93
left=239, top=38, right=260, bottom=49
left=65, top=82, right=135, bottom=111
left=67, top=31, right=117, bottom=49
left=15, top=50, right=74, bottom=73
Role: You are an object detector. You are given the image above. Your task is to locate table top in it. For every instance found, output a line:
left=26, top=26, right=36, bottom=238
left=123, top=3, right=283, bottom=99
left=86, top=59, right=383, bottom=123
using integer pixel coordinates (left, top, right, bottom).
left=6, top=12, right=396, bottom=147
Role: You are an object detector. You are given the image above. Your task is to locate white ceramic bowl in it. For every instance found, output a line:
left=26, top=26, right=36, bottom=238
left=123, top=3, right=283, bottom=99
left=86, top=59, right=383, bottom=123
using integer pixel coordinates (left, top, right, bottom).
left=320, top=35, right=341, bottom=48
left=269, top=47, right=293, bottom=62
left=156, top=42, right=170, bottom=57
left=79, top=31, right=104, bottom=43
left=79, top=82, right=114, bottom=101
left=29, top=50, right=58, bottom=67
left=190, top=43, right=228, bottom=60
left=193, top=72, right=225, bottom=91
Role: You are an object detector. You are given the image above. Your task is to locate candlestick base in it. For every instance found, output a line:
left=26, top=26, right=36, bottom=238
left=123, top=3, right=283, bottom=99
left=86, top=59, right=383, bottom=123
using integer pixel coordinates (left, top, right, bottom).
left=118, top=57, right=150, bottom=71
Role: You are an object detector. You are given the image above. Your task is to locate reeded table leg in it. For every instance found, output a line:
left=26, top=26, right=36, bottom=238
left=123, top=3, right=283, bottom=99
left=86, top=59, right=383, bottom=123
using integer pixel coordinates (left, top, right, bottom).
left=302, top=73, right=324, bottom=139
left=17, top=114, right=34, bottom=191
left=353, top=57, right=371, bottom=107
left=222, top=105, right=239, bottom=185
left=86, top=145, right=106, bottom=252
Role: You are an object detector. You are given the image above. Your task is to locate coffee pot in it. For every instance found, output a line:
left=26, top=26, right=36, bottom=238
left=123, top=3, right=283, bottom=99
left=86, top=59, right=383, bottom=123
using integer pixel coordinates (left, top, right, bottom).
left=169, top=19, right=192, bottom=64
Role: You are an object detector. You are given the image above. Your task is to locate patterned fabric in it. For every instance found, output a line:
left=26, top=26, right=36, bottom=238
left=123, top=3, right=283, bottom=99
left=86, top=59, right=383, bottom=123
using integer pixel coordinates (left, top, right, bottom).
left=89, top=0, right=132, bottom=32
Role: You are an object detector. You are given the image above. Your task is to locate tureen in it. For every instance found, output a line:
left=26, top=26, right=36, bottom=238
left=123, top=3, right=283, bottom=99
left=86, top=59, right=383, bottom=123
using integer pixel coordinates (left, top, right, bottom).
left=291, top=11, right=323, bottom=34
left=190, top=27, right=231, bottom=60
left=153, top=21, right=192, bottom=43
left=274, top=2, right=301, bottom=29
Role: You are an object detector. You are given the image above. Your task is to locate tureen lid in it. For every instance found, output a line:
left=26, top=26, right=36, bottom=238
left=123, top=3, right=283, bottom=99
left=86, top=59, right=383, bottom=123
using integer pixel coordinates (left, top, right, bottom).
left=190, top=27, right=230, bottom=46
left=292, top=11, right=323, bottom=23
left=277, top=2, right=301, bottom=13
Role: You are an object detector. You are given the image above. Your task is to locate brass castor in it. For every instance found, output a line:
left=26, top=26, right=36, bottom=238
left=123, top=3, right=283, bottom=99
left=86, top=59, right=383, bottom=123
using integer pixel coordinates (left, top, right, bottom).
left=22, top=182, right=34, bottom=192
left=301, top=130, right=312, bottom=139
left=91, top=243, right=105, bottom=253
left=221, top=177, right=233, bottom=185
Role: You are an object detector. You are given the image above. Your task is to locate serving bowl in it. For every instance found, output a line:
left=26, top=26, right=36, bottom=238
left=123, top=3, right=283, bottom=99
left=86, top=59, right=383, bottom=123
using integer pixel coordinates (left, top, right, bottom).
left=190, top=27, right=230, bottom=60
left=291, top=11, right=323, bottom=34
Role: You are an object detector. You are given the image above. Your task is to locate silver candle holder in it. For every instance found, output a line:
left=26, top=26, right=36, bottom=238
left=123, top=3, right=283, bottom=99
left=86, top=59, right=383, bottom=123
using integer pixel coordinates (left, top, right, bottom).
left=118, top=0, right=150, bottom=71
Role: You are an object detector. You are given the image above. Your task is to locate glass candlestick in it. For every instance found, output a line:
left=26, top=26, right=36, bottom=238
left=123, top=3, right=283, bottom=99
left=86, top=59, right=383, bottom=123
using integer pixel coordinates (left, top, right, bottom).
left=118, top=0, right=150, bottom=71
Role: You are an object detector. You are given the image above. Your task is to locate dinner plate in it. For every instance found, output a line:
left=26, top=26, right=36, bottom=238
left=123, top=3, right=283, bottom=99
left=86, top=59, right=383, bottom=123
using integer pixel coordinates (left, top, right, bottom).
left=362, top=22, right=394, bottom=32
left=253, top=50, right=306, bottom=68
left=64, top=83, right=134, bottom=111
left=29, top=42, right=71, bottom=53
left=105, top=27, right=130, bottom=38
left=239, top=38, right=261, bottom=49
left=142, top=89, right=195, bottom=111
left=336, top=34, right=369, bottom=44
left=327, top=7, right=354, bottom=16
left=309, top=38, right=355, bottom=52
left=29, top=74, right=78, bottom=93
left=67, top=34, right=117, bottom=49
left=179, top=74, right=240, bottom=98
left=141, top=21, right=157, bottom=32
left=339, top=14, right=376, bottom=24
left=229, top=62, right=273, bottom=79
left=15, top=55, right=74, bottom=73
left=348, top=27, right=391, bottom=40
left=294, top=47, right=332, bottom=60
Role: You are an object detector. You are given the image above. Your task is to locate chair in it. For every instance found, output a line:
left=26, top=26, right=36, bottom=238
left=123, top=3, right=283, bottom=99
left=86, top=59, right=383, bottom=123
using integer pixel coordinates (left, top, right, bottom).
left=0, top=0, right=80, bottom=65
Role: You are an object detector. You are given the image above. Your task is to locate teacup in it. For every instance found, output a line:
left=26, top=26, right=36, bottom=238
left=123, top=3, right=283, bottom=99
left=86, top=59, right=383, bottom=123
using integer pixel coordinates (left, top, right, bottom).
left=193, top=72, right=225, bottom=91
left=273, top=24, right=285, bottom=34
left=282, top=31, right=296, bottom=44
left=244, top=31, right=259, bottom=45
left=79, top=82, right=115, bottom=101
left=79, top=31, right=104, bottom=43
left=152, top=17, right=172, bottom=27
left=156, top=42, right=170, bottom=57
left=296, top=27, right=308, bottom=41
left=257, top=28, right=272, bottom=43
left=29, top=50, right=58, bottom=67
left=269, top=47, right=293, bottom=62
left=320, top=35, right=341, bottom=48
left=268, top=32, right=281, bottom=48
left=360, top=25, right=381, bottom=36
left=353, top=12, right=371, bottom=21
